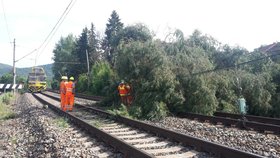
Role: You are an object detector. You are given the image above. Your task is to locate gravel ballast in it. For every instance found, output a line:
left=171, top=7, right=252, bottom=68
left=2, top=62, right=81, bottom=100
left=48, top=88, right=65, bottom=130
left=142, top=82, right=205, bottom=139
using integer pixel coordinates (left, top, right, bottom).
left=43, top=90, right=280, bottom=157
left=146, top=117, right=280, bottom=158
left=0, top=93, right=121, bottom=157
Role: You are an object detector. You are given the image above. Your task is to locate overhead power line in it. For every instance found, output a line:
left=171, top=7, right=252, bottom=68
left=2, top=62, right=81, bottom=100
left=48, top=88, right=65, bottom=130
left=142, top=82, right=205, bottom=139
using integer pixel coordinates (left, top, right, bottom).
left=15, top=49, right=37, bottom=62
left=38, top=0, right=77, bottom=59
left=36, top=0, right=77, bottom=59
left=55, top=61, right=85, bottom=64
left=190, top=52, right=280, bottom=76
left=16, top=0, right=76, bottom=63
left=1, top=0, right=12, bottom=45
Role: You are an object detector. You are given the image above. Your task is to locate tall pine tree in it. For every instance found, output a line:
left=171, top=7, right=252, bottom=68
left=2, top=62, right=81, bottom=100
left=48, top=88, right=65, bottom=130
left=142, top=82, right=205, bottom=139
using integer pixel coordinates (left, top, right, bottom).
left=102, top=10, right=124, bottom=65
left=75, top=27, right=89, bottom=74
left=88, top=23, right=100, bottom=65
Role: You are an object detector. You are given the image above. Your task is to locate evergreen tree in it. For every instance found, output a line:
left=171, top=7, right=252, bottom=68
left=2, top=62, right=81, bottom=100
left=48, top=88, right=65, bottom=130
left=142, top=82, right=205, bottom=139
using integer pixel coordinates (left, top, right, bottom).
left=102, top=10, right=124, bottom=65
left=0, top=73, right=13, bottom=84
left=116, top=23, right=152, bottom=44
left=88, top=23, right=101, bottom=65
left=75, top=27, right=89, bottom=74
left=52, top=34, right=76, bottom=80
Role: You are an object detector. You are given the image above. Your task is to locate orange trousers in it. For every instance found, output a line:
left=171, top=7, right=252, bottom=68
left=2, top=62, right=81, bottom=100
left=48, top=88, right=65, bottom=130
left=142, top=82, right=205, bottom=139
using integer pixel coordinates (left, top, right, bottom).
left=60, top=93, right=66, bottom=111
left=65, top=94, right=74, bottom=111
left=70, top=94, right=75, bottom=107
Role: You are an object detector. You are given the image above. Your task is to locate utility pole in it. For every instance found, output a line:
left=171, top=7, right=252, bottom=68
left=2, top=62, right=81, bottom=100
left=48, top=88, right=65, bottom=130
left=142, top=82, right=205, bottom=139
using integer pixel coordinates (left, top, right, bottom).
left=13, top=38, right=16, bottom=85
left=86, top=49, right=90, bottom=88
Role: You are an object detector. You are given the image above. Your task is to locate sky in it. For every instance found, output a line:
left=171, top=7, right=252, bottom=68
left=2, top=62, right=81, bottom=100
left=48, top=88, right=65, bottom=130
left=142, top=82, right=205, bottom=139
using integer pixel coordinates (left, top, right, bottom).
left=0, top=0, right=280, bottom=68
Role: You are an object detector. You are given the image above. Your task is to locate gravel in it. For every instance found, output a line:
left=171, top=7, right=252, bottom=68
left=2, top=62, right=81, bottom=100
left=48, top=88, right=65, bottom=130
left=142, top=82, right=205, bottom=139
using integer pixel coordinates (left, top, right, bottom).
left=43, top=91, right=97, bottom=106
left=43, top=91, right=280, bottom=157
left=0, top=93, right=121, bottom=157
left=146, top=117, right=280, bottom=158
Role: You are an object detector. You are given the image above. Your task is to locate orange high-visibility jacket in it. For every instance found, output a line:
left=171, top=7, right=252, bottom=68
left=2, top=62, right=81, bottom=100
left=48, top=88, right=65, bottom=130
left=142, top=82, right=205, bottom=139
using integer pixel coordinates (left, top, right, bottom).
left=65, top=81, right=73, bottom=96
left=118, top=84, right=127, bottom=96
left=60, top=81, right=67, bottom=94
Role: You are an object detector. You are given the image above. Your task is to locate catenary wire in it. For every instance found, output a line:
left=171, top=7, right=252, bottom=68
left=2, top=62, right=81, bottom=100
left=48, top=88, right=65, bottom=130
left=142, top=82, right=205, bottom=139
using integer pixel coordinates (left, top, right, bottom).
left=36, top=0, right=77, bottom=58
left=1, top=0, right=12, bottom=46
left=15, top=0, right=75, bottom=63
left=189, top=52, right=280, bottom=76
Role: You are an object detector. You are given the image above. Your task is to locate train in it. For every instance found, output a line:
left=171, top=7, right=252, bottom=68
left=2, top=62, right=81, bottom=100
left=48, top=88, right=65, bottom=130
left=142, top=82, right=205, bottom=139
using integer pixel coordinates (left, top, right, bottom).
left=27, top=67, right=47, bottom=92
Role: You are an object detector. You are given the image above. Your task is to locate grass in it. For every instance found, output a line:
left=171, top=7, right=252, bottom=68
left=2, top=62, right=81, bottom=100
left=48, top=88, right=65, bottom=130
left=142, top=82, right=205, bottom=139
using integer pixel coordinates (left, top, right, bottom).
left=53, top=117, right=69, bottom=128
left=88, top=118, right=103, bottom=128
left=0, top=93, right=16, bottom=120
left=107, top=104, right=130, bottom=117
left=11, top=136, right=17, bottom=145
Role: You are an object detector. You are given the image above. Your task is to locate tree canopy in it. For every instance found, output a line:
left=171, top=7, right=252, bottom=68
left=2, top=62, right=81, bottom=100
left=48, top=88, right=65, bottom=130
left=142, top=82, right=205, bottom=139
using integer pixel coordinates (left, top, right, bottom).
left=51, top=10, right=280, bottom=119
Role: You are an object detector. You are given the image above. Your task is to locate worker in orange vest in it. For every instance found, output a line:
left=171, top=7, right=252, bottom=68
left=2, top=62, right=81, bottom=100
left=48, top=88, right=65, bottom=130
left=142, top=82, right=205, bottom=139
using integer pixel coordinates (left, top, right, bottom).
left=60, top=76, right=68, bottom=111
left=69, top=76, right=75, bottom=109
left=118, top=80, right=128, bottom=105
left=65, top=77, right=74, bottom=111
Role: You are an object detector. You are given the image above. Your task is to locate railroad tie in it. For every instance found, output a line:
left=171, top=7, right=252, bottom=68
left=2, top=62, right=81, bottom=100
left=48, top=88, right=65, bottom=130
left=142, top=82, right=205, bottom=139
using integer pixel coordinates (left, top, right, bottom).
left=156, top=150, right=198, bottom=158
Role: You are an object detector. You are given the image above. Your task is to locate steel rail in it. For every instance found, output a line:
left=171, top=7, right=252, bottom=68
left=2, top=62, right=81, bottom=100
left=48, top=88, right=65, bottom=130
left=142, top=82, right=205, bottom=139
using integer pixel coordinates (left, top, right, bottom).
left=214, top=112, right=280, bottom=126
left=178, top=112, right=280, bottom=134
left=40, top=92, right=263, bottom=158
left=44, top=90, right=280, bottom=134
left=32, top=93, right=153, bottom=158
left=46, top=89, right=104, bottom=101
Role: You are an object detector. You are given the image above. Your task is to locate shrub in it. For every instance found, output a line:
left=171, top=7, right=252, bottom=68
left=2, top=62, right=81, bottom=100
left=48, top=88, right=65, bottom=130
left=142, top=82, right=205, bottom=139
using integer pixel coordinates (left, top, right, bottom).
left=0, top=93, right=15, bottom=120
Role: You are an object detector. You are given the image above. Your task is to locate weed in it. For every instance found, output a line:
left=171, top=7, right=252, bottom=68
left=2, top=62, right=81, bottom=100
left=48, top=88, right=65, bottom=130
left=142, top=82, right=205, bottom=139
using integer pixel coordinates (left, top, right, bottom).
left=53, top=117, right=69, bottom=128
left=107, top=104, right=130, bottom=117
left=11, top=136, right=17, bottom=145
left=89, top=119, right=103, bottom=128
left=0, top=94, right=16, bottom=120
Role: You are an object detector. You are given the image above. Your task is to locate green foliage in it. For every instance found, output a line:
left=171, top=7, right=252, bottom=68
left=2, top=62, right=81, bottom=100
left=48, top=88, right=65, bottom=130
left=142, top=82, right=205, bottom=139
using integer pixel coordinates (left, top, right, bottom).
left=2, top=93, right=13, bottom=105
left=0, top=73, right=13, bottom=83
left=184, top=76, right=218, bottom=115
left=241, top=72, right=275, bottom=116
left=88, top=23, right=101, bottom=65
left=49, top=12, right=280, bottom=118
left=53, top=118, right=69, bottom=128
left=128, top=106, right=142, bottom=119
left=0, top=63, right=13, bottom=77
left=90, top=61, right=116, bottom=96
left=75, top=27, right=89, bottom=74
left=213, top=45, right=248, bottom=69
left=108, top=104, right=130, bottom=117
left=0, top=74, right=26, bottom=91
left=187, top=29, right=220, bottom=53
left=88, top=118, right=103, bottom=127
left=17, top=76, right=26, bottom=84
left=0, top=93, right=15, bottom=120
left=143, top=101, right=168, bottom=120
left=212, top=71, right=239, bottom=113
left=116, top=23, right=152, bottom=44
left=102, top=10, right=124, bottom=65
left=0, top=63, right=53, bottom=80
left=76, top=73, right=88, bottom=92
left=51, top=79, right=59, bottom=90
left=115, top=40, right=184, bottom=119
left=52, top=34, right=77, bottom=80
left=271, top=93, right=280, bottom=117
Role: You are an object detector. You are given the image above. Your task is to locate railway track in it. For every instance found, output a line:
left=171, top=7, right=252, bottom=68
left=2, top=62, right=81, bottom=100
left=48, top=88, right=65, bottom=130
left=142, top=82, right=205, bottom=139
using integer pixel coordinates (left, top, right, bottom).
left=214, top=112, right=280, bottom=126
left=46, top=89, right=103, bottom=101
left=34, top=92, right=262, bottom=158
left=45, top=89, right=280, bottom=134
left=177, top=112, right=280, bottom=134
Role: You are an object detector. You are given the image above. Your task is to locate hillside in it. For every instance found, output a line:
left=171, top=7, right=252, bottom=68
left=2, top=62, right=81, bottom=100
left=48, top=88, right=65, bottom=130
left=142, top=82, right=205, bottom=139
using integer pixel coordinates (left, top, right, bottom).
left=0, top=63, right=13, bottom=76
left=0, top=63, right=53, bottom=79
